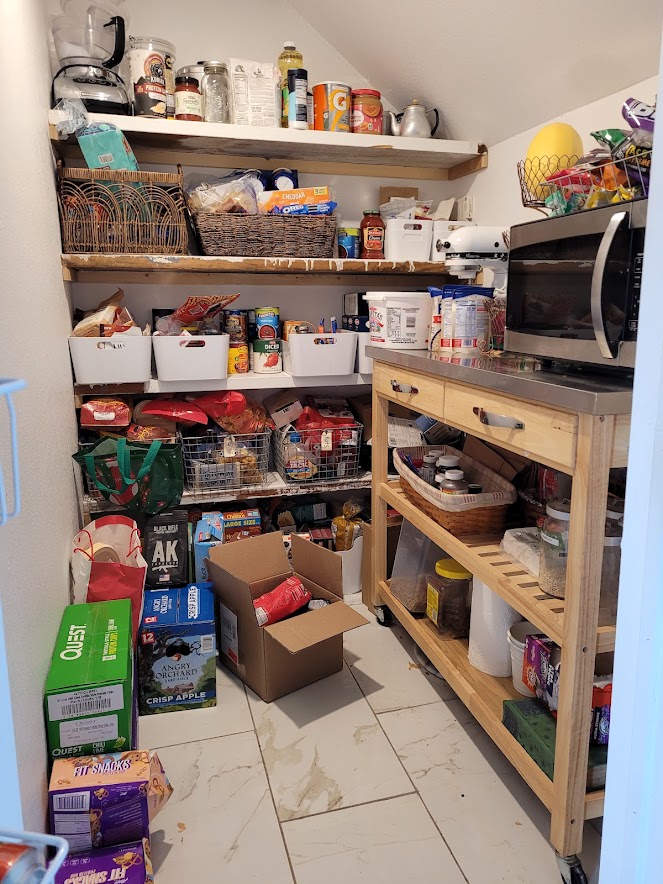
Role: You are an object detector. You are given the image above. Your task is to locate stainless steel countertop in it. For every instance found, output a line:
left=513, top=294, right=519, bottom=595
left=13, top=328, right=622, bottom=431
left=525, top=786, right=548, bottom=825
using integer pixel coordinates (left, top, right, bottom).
left=366, top=348, right=633, bottom=415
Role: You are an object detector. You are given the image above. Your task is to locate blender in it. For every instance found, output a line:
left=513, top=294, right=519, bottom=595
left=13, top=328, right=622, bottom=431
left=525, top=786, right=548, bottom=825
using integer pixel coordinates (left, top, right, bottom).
left=51, top=0, right=130, bottom=114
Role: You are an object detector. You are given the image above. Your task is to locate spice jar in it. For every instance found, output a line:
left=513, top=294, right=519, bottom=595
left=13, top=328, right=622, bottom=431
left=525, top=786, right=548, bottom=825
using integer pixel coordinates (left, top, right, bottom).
left=360, top=210, right=385, bottom=259
left=420, top=454, right=437, bottom=485
left=539, top=500, right=571, bottom=598
left=175, top=76, right=202, bottom=121
left=351, top=89, right=383, bottom=135
left=201, top=61, right=230, bottom=123
left=426, top=558, right=472, bottom=638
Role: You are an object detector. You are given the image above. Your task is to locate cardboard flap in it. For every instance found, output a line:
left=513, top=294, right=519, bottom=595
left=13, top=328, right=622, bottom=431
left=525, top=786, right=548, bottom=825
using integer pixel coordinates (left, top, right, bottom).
left=291, top=534, right=344, bottom=599
left=208, top=532, right=289, bottom=583
left=265, top=602, right=368, bottom=654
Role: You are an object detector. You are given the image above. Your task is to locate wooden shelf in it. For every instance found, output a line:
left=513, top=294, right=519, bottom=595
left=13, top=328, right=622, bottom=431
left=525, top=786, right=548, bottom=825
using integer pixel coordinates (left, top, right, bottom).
left=379, top=481, right=616, bottom=653
left=49, top=111, right=487, bottom=182
left=378, top=580, right=604, bottom=821
left=61, top=253, right=449, bottom=285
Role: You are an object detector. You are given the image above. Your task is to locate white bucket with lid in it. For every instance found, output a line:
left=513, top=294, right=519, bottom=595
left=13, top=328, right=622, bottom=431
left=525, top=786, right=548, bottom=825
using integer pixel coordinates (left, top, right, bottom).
left=363, top=292, right=430, bottom=349
left=506, top=620, right=539, bottom=696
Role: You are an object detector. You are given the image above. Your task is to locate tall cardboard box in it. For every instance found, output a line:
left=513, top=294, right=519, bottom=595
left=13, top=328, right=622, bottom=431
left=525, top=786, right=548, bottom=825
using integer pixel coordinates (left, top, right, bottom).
left=207, top=533, right=368, bottom=702
left=44, top=600, right=133, bottom=763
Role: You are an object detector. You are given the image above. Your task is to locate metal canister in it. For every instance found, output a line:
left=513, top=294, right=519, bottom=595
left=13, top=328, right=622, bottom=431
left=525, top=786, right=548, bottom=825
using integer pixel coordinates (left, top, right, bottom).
left=126, top=36, right=175, bottom=118
left=228, top=343, right=249, bottom=374
left=223, top=309, right=248, bottom=343
left=253, top=339, right=282, bottom=373
left=312, top=82, right=351, bottom=132
left=255, top=307, right=280, bottom=339
left=0, top=843, right=45, bottom=884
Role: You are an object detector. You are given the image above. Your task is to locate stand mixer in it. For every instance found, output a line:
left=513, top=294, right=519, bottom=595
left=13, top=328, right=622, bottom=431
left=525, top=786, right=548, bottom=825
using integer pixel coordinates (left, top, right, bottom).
left=441, top=226, right=510, bottom=291
left=51, top=0, right=130, bottom=114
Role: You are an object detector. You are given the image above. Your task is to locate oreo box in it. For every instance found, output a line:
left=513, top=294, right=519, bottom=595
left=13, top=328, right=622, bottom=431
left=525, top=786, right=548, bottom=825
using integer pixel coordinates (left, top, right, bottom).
left=44, top=600, right=133, bottom=764
left=138, top=583, right=217, bottom=715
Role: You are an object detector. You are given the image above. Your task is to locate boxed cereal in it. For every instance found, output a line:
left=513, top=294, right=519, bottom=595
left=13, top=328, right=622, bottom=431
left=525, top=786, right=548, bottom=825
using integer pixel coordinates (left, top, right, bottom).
left=222, top=508, right=261, bottom=543
left=137, top=583, right=217, bottom=714
left=48, top=750, right=172, bottom=853
left=44, top=600, right=133, bottom=764
left=54, top=839, right=153, bottom=884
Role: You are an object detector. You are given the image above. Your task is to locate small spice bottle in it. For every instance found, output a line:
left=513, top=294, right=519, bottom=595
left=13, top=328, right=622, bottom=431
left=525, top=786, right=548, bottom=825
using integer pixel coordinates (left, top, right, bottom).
left=360, top=210, right=386, bottom=259
left=436, top=454, right=460, bottom=471
left=420, top=454, right=438, bottom=485
left=175, top=76, right=203, bottom=121
left=439, top=469, right=469, bottom=495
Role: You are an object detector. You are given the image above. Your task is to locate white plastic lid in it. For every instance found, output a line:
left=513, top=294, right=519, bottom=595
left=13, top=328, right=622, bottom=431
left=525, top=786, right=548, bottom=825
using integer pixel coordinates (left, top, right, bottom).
left=428, top=449, right=444, bottom=458
left=445, top=469, right=464, bottom=480
left=363, top=292, right=430, bottom=301
left=423, top=454, right=437, bottom=464
left=437, top=455, right=460, bottom=468
left=434, top=473, right=446, bottom=483
left=603, top=535, right=622, bottom=547
left=283, top=41, right=296, bottom=48
left=546, top=500, right=571, bottom=521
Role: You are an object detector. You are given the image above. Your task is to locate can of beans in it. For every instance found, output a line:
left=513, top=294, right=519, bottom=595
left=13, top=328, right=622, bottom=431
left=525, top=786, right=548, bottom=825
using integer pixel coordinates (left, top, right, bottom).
left=223, top=309, right=248, bottom=342
left=228, top=343, right=249, bottom=374
left=312, top=82, right=351, bottom=132
left=253, top=339, right=282, bottom=373
left=255, top=307, right=280, bottom=339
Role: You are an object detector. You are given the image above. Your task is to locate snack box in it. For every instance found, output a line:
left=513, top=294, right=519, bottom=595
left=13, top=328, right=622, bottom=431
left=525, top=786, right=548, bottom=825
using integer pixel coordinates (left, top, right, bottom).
left=223, top=508, right=261, bottom=543
left=307, top=395, right=354, bottom=421
left=193, top=512, right=224, bottom=582
left=138, top=583, right=217, bottom=715
left=48, top=750, right=172, bottom=853
left=44, top=600, right=133, bottom=765
left=523, top=634, right=560, bottom=712
left=258, top=186, right=332, bottom=213
left=76, top=122, right=139, bottom=171
left=264, top=391, right=304, bottom=430
left=54, top=839, right=153, bottom=884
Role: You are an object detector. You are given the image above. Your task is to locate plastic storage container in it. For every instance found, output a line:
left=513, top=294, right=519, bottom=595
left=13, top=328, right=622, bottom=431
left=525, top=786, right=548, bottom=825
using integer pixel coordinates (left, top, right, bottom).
left=539, top=500, right=571, bottom=598
left=469, top=578, right=522, bottom=676
left=426, top=558, right=472, bottom=637
left=507, top=621, right=539, bottom=696
left=390, top=519, right=445, bottom=613
left=282, top=331, right=357, bottom=376
left=153, top=334, right=230, bottom=382
left=69, top=335, right=152, bottom=384
left=363, top=292, right=430, bottom=349
left=384, top=219, right=433, bottom=261
left=355, top=331, right=373, bottom=374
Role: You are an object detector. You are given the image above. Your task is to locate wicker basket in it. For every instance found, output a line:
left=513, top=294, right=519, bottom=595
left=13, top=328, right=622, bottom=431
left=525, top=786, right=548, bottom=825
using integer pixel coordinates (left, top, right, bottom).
left=57, top=162, right=188, bottom=254
left=394, top=445, right=517, bottom=536
left=192, top=212, right=337, bottom=258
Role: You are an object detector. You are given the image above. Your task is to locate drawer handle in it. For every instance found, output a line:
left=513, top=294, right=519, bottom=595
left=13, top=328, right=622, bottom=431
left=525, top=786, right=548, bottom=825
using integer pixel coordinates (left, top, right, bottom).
left=391, top=379, right=419, bottom=394
left=473, top=407, right=524, bottom=430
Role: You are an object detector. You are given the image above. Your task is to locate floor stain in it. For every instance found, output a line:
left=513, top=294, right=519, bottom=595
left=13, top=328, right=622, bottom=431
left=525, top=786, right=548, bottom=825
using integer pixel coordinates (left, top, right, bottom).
left=280, top=749, right=343, bottom=821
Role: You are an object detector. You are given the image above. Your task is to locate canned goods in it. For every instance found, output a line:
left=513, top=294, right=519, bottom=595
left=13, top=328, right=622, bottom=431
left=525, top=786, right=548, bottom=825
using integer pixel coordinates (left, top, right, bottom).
left=255, top=307, right=280, bottom=339
left=223, top=309, right=248, bottom=343
left=228, top=343, right=249, bottom=374
left=253, top=339, right=282, bottom=373
left=126, top=36, right=175, bottom=118
left=312, top=82, right=351, bottom=132
left=338, top=225, right=360, bottom=258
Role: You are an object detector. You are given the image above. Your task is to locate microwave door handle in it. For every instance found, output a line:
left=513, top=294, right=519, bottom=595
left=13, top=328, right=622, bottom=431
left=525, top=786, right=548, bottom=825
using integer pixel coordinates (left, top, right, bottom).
left=591, top=211, right=628, bottom=360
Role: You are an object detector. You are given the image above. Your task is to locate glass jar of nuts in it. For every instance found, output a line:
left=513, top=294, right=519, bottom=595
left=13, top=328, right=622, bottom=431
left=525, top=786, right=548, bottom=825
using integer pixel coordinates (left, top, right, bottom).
left=539, top=500, right=571, bottom=598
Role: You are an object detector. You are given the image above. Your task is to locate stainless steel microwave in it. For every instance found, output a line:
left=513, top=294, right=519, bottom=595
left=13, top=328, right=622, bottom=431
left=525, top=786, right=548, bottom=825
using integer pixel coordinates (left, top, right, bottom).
left=505, top=200, right=646, bottom=369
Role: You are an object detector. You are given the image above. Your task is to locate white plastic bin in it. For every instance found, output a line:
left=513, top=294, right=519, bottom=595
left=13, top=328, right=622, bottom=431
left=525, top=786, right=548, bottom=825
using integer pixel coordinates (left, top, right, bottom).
left=153, top=334, right=229, bottom=381
left=364, top=292, right=430, bottom=349
left=69, top=335, right=152, bottom=384
left=355, top=332, right=373, bottom=374
left=338, top=535, right=364, bottom=596
left=506, top=621, right=539, bottom=696
left=282, top=331, right=357, bottom=376
left=390, top=519, right=445, bottom=613
left=384, top=219, right=433, bottom=261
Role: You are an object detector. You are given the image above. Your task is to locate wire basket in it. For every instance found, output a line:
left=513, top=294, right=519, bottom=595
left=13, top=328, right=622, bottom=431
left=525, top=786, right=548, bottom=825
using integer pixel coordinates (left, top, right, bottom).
left=57, top=161, right=188, bottom=253
left=517, top=152, right=651, bottom=215
left=192, top=212, right=337, bottom=258
left=486, top=297, right=506, bottom=350
left=180, top=429, right=271, bottom=493
left=274, top=423, right=363, bottom=484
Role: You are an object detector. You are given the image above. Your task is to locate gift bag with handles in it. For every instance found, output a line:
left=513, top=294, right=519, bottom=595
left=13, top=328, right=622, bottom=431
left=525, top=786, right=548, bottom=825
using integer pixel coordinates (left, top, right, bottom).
left=73, top=437, right=184, bottom=516
left=71, top=514, right=148, bottom=641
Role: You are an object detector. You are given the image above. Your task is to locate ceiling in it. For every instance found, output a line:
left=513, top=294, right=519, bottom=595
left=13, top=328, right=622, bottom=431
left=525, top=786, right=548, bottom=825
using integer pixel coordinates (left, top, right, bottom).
left=291, top=0, right=662, bottom=145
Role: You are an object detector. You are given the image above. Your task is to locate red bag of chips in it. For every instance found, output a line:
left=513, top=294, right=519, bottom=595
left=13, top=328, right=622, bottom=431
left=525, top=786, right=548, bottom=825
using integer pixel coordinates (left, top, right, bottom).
left=138, top=400, right=209, bottom=426
left=253, top=576, right=312, bottom=626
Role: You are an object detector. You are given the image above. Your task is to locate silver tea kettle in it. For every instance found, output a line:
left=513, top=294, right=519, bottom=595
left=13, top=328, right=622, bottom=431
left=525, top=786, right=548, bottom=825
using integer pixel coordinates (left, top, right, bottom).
left=388, top=100, right=439, bottom=138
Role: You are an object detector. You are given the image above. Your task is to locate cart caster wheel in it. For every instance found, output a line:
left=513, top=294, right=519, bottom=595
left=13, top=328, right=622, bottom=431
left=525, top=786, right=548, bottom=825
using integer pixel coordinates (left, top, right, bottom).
left=556, top=854, right=588, bottom=884
left=375, top=605, right=393, bottom=627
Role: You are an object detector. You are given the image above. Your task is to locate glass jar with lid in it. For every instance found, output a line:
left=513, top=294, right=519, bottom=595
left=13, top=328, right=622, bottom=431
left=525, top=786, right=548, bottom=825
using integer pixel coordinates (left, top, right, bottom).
left=539, top=500, right=571, bottom=598
left=175, top=76, right=202, bottom=121
left=201, top=61, right=230, bottom=123
left=599, top=497, right=624, bottom=626
left=426, top=558, right=472, bottom=638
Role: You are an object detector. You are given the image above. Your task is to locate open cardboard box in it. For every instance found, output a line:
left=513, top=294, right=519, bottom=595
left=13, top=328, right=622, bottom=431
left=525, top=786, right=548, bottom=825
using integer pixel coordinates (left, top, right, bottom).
left=207, top=533, right=368, bottom=702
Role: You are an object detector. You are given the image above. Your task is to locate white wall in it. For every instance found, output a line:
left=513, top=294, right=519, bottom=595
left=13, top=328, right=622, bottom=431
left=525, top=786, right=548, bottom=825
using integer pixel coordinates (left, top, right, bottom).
left=0, top=0, right=79, bottom=831
left=465, top=76, right=659, bottom=227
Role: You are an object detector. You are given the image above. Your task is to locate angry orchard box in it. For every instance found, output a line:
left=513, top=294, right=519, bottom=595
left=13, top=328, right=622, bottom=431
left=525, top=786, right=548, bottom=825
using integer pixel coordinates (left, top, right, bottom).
left=137, top=583, right=217, bottom=715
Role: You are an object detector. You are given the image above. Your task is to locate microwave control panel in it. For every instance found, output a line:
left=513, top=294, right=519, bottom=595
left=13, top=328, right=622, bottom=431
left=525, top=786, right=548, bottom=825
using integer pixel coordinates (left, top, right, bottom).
left=627, top=251, right=643, bottom=336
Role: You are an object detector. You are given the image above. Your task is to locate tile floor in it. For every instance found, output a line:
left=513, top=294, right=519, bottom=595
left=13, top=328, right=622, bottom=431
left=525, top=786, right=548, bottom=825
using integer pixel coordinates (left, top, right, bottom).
left=145, top=595, right=602, bottom=883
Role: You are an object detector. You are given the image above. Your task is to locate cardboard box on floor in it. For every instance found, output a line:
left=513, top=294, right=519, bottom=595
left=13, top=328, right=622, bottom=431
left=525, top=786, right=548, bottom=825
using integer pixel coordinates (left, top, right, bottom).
left=207, top=533, right=368, bottom=702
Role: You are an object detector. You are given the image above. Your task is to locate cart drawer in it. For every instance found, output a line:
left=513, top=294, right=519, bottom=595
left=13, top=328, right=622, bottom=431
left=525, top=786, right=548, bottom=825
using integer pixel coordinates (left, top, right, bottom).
left=444, top=381, right=578, bottom=472
left=373, top=361, right=444, bottom=423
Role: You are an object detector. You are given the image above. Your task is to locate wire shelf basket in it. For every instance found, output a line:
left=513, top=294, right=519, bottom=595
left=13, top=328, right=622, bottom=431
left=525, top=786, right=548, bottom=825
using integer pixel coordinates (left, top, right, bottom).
left=517, top=151, right=651, bottom=216
left=180, top=430, right=272, bottom=493
left=274, top=423, right=363, bottom=484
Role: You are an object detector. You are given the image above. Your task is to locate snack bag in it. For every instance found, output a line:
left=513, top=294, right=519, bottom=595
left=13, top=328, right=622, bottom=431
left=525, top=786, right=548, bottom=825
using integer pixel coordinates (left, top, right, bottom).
left=331, top=499, right=364, bottom=551
left=253, top=576, right=312, bottom=626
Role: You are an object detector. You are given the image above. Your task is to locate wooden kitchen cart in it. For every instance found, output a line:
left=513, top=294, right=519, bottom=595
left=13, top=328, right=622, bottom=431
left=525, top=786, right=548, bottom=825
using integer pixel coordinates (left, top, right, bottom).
left=368, top=349, right=632, bottom=881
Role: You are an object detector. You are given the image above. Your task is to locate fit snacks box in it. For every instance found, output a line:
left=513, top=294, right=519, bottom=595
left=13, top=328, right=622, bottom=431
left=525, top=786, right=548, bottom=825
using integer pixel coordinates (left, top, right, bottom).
left=54, top=839, right=153, bottom=884
left=44, top=600, right=133, bottom=764
left=49, top=750, right=172, bottom=853
left=137, top=583, right=217, bottom=715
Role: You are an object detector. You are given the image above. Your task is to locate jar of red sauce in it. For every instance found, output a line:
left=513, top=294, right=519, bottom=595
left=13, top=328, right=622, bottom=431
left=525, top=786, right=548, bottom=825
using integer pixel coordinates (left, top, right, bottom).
left=175, top=76, right=203, bottom=121
left=351, top=89, right=383, bottom=135
left=360, top=210, right=385, bottom=259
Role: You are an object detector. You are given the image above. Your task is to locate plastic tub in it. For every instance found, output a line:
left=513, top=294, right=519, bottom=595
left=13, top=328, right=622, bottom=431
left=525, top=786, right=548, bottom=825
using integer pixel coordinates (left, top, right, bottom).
left=282, top=331, right=357, bottom=376
left=69, top=335, right=152, bottom=384
left=507, top=621, right=539, bottom=696
left=153, top=334, right=229, bottom=381
left=390, top=519, right=445, bottom=613
left=338, top=536, right=364, bottom=596
left=355, top=331, right=373, bottom=374
left=468, top=578, right=522, bottom=677
left=363, top=292, right=430, bottom=349
left=384, top=219, right=433, bottom=261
